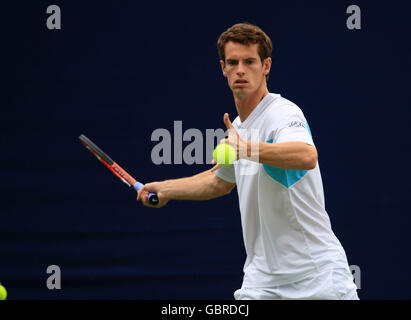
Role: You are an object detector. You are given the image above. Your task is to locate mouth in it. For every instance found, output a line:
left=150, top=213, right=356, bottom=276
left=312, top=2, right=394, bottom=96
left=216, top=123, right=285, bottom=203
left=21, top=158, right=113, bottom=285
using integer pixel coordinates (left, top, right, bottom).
left=234, top=79, right=248, bottom=87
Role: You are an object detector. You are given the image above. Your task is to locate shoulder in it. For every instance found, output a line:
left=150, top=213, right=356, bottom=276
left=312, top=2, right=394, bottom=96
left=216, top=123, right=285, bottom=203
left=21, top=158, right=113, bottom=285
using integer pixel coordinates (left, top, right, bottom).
left=267, top=93, right=304, bottom=116
left=262, top=94, right=305, bottom=128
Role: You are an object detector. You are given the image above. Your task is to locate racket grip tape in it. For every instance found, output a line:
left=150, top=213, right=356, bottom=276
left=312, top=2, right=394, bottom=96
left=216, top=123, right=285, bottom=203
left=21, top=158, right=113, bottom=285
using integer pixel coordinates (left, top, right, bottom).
left=133, top=182, right=159, bottom=205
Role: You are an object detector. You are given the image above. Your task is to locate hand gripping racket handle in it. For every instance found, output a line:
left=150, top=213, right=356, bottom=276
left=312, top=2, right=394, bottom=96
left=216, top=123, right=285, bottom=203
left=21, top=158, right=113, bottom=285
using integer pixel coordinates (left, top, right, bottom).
left=133, top=182, right=159, bottom=205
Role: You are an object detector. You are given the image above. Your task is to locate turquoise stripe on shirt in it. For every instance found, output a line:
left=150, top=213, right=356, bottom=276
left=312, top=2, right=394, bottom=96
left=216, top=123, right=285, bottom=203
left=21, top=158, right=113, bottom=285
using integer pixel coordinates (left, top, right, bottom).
left=263, top=122, right=312, bottom=188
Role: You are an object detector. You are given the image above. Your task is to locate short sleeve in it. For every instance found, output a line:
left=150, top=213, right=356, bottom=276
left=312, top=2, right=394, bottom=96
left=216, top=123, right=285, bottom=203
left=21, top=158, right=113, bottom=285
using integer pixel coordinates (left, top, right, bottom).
left=214, top=164, right=236, bottom=184
left=273, top=106, right=314, bottom=146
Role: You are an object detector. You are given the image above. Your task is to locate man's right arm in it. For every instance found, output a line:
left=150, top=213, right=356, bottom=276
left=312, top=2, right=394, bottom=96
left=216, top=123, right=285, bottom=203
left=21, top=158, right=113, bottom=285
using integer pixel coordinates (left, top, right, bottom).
left=136, top=165, right=236, bottom=208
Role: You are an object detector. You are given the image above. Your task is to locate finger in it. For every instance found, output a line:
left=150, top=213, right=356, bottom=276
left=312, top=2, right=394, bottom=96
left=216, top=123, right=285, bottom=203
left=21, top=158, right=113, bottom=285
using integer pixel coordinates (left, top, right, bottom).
left=137, top=187, right=145, bottom=201
left=210, top=158, right=216, bottom=164
left=219, top=138, right=228, bottom=145
left=143, top=182, right=154, bottom=191
left=210, top=163, right=222, bottom=172
left=143, top=191, right=149, bottom=203
left=141, top=182, right=159, bottom=194
left=138, top=190, right=150, bottom=205
left=223, top=113, right=234, bottom=130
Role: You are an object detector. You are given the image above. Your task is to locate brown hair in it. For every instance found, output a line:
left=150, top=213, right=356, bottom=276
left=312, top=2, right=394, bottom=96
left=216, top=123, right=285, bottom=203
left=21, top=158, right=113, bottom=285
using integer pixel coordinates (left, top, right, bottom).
left=217, top=23, right=273, bottom=77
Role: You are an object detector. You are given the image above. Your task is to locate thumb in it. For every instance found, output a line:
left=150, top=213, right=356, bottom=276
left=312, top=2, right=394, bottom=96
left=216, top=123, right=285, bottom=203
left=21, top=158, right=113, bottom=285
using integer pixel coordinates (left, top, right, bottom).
left=223, top=113, right=234, bottom=130
left=142, top=182, right=158, bottom=193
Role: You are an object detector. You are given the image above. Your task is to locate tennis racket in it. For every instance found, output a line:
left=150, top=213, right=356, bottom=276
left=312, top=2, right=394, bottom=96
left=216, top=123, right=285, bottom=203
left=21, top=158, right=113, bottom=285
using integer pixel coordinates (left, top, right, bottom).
left=78, top=134, right=159, bottom=205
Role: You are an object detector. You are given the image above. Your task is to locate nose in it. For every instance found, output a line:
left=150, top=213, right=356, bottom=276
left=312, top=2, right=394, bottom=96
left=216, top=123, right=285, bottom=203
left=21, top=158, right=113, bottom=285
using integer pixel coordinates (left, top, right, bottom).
left=236, top=61, right=246, bottom=77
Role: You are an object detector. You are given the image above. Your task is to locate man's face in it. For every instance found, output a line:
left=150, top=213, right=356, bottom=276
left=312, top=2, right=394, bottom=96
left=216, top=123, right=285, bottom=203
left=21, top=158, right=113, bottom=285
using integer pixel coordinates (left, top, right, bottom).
left=220, top=41, right=271, bottom=98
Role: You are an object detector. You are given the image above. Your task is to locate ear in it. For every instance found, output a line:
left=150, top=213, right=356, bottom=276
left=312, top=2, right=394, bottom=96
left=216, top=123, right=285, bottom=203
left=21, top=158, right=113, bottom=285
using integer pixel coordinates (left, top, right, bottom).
left=263, top=57, right=272, bottom=77
left=220, top=60, right=227, bottom=77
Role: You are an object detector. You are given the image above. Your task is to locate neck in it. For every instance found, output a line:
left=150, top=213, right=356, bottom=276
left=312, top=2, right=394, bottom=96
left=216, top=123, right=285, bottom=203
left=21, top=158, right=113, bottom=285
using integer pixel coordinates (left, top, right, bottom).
left=234, top=84, right=269, bottom=122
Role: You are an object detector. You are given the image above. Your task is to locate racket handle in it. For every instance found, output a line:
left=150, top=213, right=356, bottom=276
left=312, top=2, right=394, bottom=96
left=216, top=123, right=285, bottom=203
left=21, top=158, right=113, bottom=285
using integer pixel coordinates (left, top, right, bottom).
left=133, top=182, right=159, bottom=206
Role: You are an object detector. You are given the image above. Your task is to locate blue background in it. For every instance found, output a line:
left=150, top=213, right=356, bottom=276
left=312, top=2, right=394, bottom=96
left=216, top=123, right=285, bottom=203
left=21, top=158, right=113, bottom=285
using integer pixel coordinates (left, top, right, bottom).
left=1, top=0, right=410, bottom=299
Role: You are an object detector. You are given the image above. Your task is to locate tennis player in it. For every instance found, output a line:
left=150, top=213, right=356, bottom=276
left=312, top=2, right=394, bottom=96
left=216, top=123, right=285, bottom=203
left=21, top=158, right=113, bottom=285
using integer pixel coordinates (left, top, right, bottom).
left=137, top=23, right=359, bottom=300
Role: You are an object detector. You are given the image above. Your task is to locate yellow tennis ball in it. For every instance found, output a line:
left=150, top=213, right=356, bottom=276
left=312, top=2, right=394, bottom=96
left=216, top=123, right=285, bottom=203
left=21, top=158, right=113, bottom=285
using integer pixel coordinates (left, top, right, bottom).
left=213, top=143, right=236, bottom=165
left=0, top=283, right=7, bottom=300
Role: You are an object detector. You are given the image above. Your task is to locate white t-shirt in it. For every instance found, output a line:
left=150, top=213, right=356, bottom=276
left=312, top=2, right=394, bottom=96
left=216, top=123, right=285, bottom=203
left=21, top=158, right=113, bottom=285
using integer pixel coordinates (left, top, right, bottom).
left=215, top=93, right=351, bottom=288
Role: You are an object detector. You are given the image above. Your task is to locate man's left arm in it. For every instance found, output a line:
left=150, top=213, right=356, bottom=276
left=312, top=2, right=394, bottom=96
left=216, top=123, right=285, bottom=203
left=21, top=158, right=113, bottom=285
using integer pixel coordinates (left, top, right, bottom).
left=217, top=112, right=318, bottom=171
left=248, top=140, right=318, bottom=170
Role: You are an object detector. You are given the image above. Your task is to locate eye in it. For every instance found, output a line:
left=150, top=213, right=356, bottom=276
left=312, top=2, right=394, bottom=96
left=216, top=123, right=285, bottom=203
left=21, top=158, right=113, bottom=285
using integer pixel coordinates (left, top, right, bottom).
left=245, top=59, right=255, bottom=65
left=227, top=60, right=238, bottom=66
